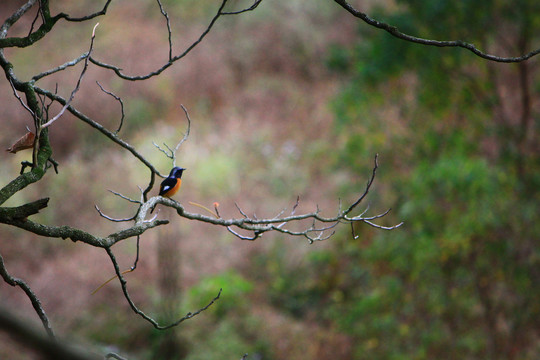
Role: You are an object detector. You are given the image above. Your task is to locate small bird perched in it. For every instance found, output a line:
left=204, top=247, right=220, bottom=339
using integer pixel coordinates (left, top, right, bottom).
left=151, top=167, right=186, bottom=213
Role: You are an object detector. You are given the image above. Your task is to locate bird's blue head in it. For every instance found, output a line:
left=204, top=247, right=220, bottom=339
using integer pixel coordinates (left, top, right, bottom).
left=169, top=167, right=186, bottom=178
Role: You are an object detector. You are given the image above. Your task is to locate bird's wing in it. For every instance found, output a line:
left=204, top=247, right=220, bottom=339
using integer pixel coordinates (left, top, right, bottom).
left=159, top=177, right=177, bottom=196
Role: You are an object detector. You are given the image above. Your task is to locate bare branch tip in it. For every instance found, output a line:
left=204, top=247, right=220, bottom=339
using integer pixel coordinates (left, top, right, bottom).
left=92, top=23, right=100, bottom=37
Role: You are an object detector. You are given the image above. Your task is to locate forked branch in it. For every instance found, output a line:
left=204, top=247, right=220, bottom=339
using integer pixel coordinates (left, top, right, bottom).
left=136, top=155, right=402, bottom=245
left=106, top=247, right=221, bottom=330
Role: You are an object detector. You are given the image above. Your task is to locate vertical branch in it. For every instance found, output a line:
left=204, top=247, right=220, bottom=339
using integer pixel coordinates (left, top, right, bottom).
left=156, top=0, right=173, bottom=61
left=173, top=105, right=191, bottom=167
left=152, top=104, right=191, bottom=167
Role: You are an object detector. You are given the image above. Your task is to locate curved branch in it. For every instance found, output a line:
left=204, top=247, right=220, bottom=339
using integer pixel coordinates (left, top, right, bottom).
left=0, top=253, right=55, bottom=338
left=105, top=247, right=221, bottom=330
left=89, top=0, right=229, bottom=80
left=221, top=0, right=263, bottom=15
left=33, top=87, right=161, bottom=200
left=57, top=0, right=113, bottom=22
left=333, top=0, right=540, bottom=63
left=96, top=81, right=125, bottom=134
left=89, top=0, right=261, bottom=80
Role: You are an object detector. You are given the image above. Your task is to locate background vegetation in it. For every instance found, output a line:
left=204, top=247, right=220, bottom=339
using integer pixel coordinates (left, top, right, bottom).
left=1, top=0, right=538, bottom=359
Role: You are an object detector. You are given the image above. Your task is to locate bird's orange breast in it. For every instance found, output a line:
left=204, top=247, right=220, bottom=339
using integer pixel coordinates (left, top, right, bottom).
left=164, top=178, right=181, bottom=198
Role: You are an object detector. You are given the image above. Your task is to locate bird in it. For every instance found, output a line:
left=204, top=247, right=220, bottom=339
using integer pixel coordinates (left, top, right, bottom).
left=151, top=167, right=186, bottom=213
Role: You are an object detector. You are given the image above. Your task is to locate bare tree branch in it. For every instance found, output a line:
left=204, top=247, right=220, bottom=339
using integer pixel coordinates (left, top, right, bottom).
left=156, top=0, right=173, bottom=61
left=33, top=87, right=161, bottom=200
left=173, top=105, right=192, bottom=165
left=0, top=0, right=405, bottom=351
left=57, top=0, right=113, bottom=22
left=333, top=0, right=540, bottom=63
left=138, top=156, right=402, bottom=244
left=95, top=204, right=134, bottom=223
left=0, top=206, right=169, bottom=248
left=41, top=23, right=99, bottom=129
left=153, top=104, right=192, bottom=167
left=8, top=77, right=35, bottom=118
left=0, top=0, right=38, bottom=40
left=26, top=4, right=40, bottom=37
left=96, top=81, right=125, bottom=133
left=221, top=0, right=263, bottom=15
left=0, top=253, right=55, bottom=339
left=105, top=247, right=221, bottom=330
left=344, top=154, right=378, bottom=215
left=105, top=353, right=128, bottom=360
left=88, top=0, right=259, bottom=80
left=31, top=52, right=88, bottom=82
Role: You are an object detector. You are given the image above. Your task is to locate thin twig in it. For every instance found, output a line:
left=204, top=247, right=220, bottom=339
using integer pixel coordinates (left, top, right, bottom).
left=32, top=52, right=89, bottom=82
left=8, top=77, right=35, bottom=121
left=0, top=0, right=38, bottom=39
left=152, top=104, right=191, bottom=168
left=131, top=236, right=141, bottom=271
left=173, top=105, right=192, bottom=164
left=95, top=204, right=135, bottom=222
left=96, top=81, right=125, bottom=134
left=91, top=236, right=140, bottom=295
left=89, top=0, right=231, bottom=80
left=137, top=156, right=401, bottom=244
left=106, top=353, right=128, bottom=360
left=105, top=247, right=221, bottom=330
left=26, top=4, right=40, bottom=37
left=221, top=0, right=263, bottom=15
left=152, top=140, right=173, bottom=157
left=235, top=202, right=249, bottom=218
left=156, top=0, right=173, bottom=61
left=351, top=222, right=358, bottom=240
left=41, top=23, right=100, bottom=129
left=362, top=219, right=403, bottom=230
left=344, top=154, right=378, bottom=215
left=108, top=189, right=142, bottom=205
left=34, top=86, right=161, bottom=200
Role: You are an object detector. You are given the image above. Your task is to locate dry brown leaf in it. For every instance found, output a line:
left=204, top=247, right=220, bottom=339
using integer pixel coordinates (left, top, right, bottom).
left=6, top=131, right=35, bottom=153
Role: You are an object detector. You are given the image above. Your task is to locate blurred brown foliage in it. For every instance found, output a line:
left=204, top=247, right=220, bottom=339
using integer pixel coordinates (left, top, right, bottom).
left=0, top=1, right=358, bottom=359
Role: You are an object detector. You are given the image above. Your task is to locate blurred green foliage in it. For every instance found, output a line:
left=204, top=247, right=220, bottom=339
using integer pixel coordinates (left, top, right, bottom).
left=319, top=0, right=540, bottom=359
left=185, top=270, right=254, bottom=319
left=178, top=270, right=273, bottom=359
